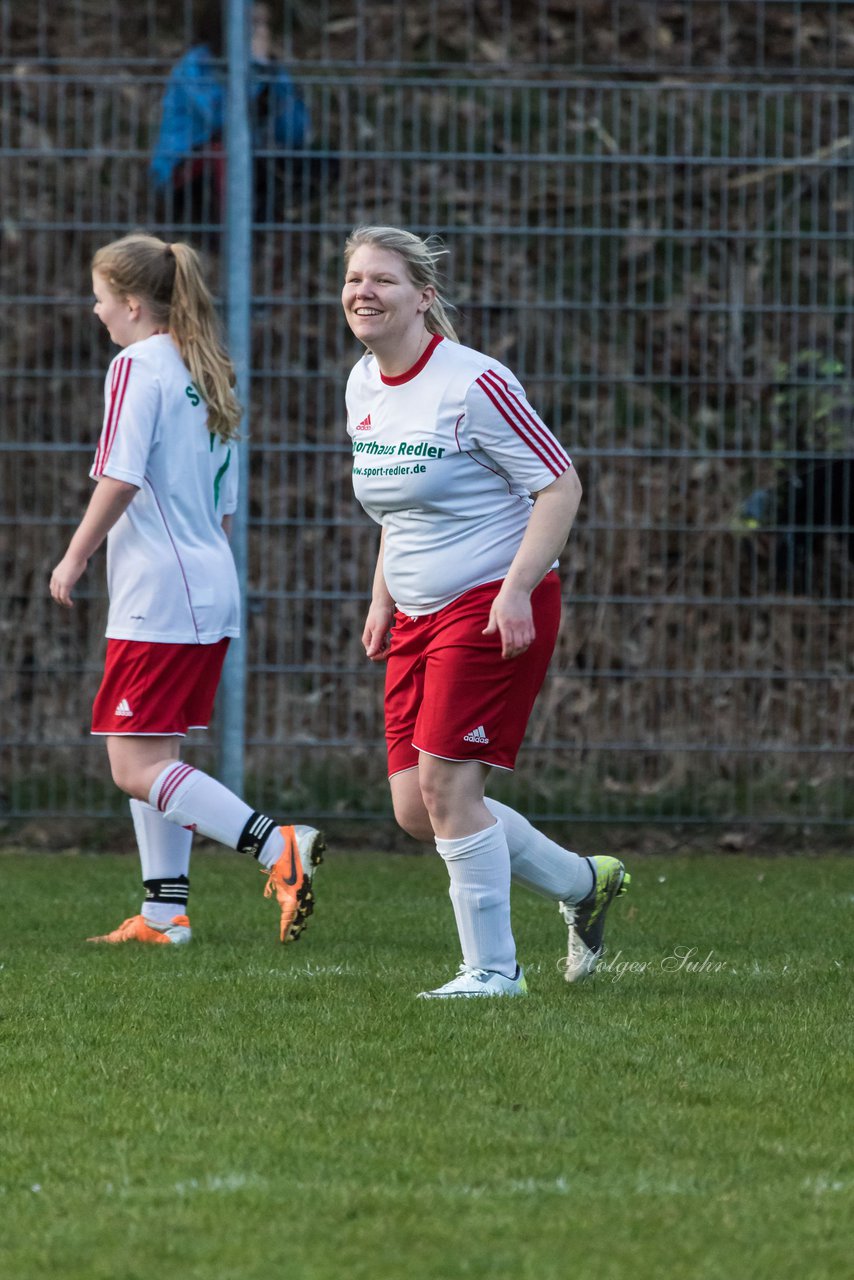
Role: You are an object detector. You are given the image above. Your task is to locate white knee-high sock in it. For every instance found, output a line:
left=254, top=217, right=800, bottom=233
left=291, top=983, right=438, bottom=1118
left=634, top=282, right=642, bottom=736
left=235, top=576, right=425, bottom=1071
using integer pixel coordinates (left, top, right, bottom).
left=130, top=798, right=193, bottom=923
left=435, top=819, right=516, bottom=978
left=131, top=799, right=193, bottom=881
left=484, top=798, right=593, bottom=903
left=149, top=763, right=285, bottom=870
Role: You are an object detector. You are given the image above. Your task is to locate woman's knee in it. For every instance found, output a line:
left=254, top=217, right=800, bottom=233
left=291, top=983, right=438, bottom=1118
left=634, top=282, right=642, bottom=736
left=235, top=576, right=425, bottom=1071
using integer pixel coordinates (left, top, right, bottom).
left=390, top=769, right=434, bottom=841
left=417, top=775, right=444, bottom=824
left=418, top=768, right=460, bottom=829
left=106, top=744, right=166, bottom=802
left=392, top=794, right=434, bottom=842
left=108, top=756, right=137, bottom=796
left=418, top=758, right=490, bottom=834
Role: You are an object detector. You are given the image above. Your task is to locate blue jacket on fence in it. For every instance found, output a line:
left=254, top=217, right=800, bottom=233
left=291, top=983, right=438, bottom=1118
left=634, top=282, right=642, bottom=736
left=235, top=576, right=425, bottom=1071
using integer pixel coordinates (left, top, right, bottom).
left=150, top=44, right=310, bottom=189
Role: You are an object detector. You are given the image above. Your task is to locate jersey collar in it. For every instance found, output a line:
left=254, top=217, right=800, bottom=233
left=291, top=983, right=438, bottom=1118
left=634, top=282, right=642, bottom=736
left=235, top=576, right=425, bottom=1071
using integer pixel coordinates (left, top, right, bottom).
left=379, top=333, right=444, bottom=386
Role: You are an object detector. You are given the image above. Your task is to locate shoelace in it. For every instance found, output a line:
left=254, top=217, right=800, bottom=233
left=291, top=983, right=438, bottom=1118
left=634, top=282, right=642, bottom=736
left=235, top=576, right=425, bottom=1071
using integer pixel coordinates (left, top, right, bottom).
left=115, top=916, right=144, bottom=934
left=450, top=966, right=492, bottom=983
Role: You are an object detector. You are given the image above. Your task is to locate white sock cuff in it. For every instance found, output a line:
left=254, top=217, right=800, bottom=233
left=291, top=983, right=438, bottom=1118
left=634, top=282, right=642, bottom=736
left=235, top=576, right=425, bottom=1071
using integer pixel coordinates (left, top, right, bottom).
left=130, top=798, right=161, bottom=826
left=435, top=819, right=503, bottom=862
left=149, top=762, right=197, bottom=813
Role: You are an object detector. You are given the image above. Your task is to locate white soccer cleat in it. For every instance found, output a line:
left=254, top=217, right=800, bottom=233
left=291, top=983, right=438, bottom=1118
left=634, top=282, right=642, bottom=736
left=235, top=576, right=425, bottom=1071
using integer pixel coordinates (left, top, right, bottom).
left=418, top=964, right=528, bottom=999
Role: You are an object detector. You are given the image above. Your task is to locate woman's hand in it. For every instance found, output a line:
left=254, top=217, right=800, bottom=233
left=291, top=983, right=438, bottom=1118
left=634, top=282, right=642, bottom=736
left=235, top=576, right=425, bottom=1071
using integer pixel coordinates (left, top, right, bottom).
left=362, top=600, right=395, bottom=661
left=482, top=584, right=535, bottom=659
left=48, top=476, right=139, bottom=611
left=483, top=469, right=581, bottom=658
left=50, top=553, right=89, bottom=609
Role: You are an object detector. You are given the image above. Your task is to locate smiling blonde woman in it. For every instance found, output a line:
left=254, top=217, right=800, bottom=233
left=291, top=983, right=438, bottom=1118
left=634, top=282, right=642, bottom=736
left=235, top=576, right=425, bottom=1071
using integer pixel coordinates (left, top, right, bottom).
left=342, top=225, right=630, bottom=998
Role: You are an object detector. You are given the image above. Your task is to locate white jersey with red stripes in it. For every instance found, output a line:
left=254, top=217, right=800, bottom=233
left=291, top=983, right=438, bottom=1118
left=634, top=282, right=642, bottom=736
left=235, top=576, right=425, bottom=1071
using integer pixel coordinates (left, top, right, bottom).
left=91, top=333, right=240, bottom=644
left=346, top=334, right=572, bottom=615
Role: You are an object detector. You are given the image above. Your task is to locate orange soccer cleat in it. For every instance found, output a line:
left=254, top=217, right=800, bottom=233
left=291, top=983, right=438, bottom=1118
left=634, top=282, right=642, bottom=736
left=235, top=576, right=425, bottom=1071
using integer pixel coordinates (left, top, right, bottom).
left=86, top=914, right=192, bottom=945
left=262, top=825, right=325, bottom=943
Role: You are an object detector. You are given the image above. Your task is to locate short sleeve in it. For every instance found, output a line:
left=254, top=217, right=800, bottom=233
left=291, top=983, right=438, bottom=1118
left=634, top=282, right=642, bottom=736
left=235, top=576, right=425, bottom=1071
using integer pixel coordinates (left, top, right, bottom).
left=460, top=368, right=572, bottom=493
left=91, top=355, right=159, bottom=485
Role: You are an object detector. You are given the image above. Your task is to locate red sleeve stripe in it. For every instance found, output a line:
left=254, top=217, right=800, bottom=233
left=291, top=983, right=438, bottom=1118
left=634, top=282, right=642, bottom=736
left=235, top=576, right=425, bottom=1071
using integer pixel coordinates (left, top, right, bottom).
left=156, top=762, right=196, bottom=812
left=94, top=357, right=132, bottom=476
left=476, top=369, right=570, bottom=478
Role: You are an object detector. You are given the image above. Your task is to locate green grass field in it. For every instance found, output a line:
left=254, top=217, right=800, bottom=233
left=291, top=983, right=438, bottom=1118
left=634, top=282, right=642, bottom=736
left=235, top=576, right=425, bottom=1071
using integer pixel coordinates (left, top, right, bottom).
left=1, top=846, right=851, bottom=1280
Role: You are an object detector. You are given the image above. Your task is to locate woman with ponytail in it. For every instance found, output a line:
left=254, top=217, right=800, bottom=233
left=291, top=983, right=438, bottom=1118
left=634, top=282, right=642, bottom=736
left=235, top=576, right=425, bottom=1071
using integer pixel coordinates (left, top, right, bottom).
left=50, top=233, right=323, bottom=947
left=342, top=226, right=628, bottom=998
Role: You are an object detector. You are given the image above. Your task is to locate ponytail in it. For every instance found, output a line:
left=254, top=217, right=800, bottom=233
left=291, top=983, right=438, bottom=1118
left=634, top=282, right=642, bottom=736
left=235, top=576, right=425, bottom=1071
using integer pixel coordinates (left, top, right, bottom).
left=169, top=243, right=242, bottom=441
left=92, top=234, right=242, bottom=441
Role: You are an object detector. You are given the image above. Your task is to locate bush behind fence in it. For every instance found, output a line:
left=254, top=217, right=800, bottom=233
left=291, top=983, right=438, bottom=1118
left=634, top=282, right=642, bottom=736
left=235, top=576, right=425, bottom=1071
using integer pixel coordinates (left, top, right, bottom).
left=1, top=2, right=852, bottom=828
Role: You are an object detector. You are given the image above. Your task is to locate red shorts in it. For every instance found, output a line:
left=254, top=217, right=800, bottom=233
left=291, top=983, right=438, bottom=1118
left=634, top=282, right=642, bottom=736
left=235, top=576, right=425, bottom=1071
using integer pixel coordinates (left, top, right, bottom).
left=91, top=638, right=230, bottom=736
left=384, top=573, right=561, bottom=776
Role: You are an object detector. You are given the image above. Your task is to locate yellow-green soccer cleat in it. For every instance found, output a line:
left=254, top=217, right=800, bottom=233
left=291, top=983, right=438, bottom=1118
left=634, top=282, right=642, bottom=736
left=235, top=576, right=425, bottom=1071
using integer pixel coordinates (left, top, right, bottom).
left=559, top=856, right=630, bottom=983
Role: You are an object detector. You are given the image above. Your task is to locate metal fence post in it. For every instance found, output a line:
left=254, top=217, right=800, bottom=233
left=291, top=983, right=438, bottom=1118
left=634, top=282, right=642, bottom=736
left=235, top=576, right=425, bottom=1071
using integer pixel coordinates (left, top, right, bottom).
left=219, top=0, right=252, bottom=793
left=3, top=3, right=852, bottom=831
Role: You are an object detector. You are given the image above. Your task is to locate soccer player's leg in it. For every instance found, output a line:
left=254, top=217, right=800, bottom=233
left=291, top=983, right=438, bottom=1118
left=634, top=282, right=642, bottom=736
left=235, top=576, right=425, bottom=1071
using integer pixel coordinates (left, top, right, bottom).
left=86, top=797, right=195, bottom=944
left=95, top=640, right=324, bottom=944
left=417, top=757, right=526, bottom=999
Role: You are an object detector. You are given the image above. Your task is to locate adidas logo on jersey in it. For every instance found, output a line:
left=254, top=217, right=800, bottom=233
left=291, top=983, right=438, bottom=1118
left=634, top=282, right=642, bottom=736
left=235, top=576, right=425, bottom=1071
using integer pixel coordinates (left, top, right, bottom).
left=114, top=698, right=134, bottom=718
left=355, top=413, right=372, bottom=431
left=463, top=725, right=490, bottom=744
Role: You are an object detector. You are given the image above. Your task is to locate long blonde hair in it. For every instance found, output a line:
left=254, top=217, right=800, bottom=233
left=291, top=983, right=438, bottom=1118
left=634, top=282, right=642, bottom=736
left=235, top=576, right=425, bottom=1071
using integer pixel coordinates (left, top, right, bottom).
left=344, top=225, right=459, bottom=342
left=91, top=234, right=242, bottom=441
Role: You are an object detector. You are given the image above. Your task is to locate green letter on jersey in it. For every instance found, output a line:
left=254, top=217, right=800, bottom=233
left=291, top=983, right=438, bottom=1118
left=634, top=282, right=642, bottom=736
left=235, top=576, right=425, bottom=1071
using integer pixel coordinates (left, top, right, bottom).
left=186, top=383, right=201, bottom=407
left=213, top=448, right=231, bottom=509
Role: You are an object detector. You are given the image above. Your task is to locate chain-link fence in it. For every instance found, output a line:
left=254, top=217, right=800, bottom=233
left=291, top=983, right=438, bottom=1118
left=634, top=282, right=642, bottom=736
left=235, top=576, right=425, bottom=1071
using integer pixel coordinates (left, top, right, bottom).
left=1, top=1, right=852, bottom=829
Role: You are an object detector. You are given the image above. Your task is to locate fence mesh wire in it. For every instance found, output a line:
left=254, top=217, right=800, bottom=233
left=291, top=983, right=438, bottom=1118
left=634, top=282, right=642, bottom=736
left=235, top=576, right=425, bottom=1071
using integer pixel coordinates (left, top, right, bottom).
left=1, top=2, right=852, bottom=827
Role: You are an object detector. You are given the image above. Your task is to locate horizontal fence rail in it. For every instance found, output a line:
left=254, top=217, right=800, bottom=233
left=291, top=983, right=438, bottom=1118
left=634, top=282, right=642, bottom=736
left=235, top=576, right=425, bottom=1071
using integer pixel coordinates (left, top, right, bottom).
left=1, top=2, right=852, bottom=830
left=2, top=0, right=854, bottom=78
